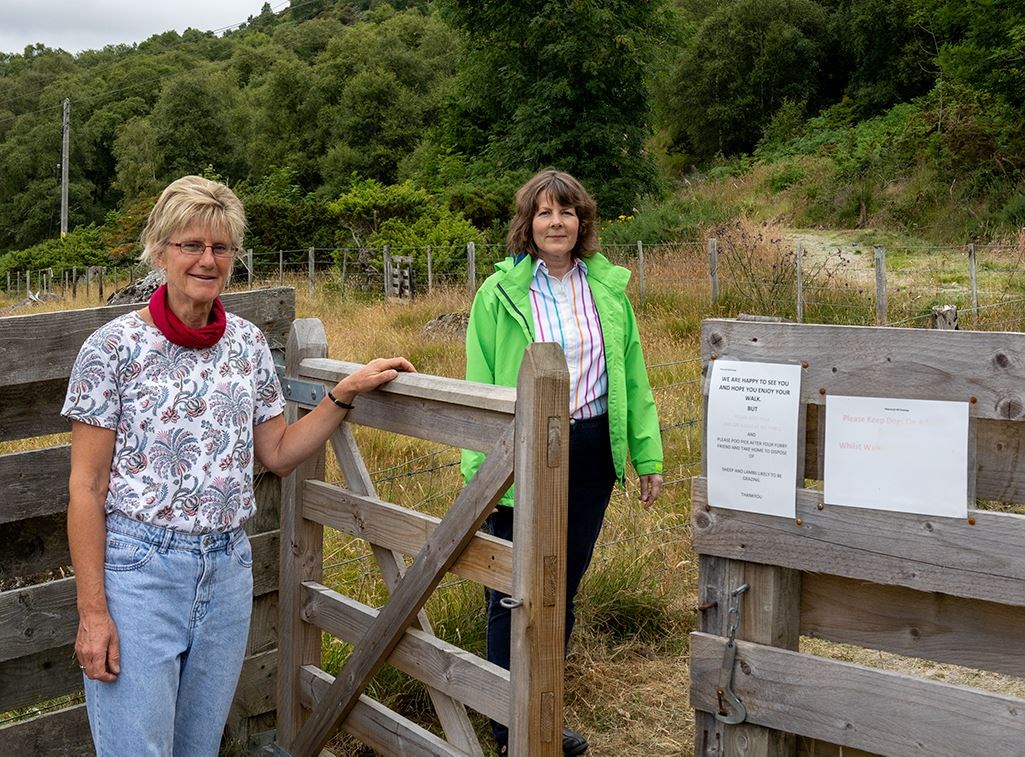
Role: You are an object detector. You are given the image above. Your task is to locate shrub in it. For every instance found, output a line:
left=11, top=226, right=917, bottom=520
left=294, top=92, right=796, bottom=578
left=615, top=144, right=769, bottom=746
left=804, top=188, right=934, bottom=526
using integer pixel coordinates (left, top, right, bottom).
left=0, top=225, right=111, bottom=281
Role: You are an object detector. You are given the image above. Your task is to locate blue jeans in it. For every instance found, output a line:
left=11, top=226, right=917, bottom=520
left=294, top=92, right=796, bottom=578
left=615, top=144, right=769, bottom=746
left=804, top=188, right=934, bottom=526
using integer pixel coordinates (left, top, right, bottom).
left=84, top=512, right=254, bottom=757
left=485, top=414, right=617, bottom=744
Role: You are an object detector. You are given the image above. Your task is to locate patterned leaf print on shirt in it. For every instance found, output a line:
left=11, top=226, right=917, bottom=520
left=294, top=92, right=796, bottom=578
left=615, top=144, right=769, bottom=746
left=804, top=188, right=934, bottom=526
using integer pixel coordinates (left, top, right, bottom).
left=151, top=428, right=202, bottom=478
left=201, top=477, right=244, bottom=530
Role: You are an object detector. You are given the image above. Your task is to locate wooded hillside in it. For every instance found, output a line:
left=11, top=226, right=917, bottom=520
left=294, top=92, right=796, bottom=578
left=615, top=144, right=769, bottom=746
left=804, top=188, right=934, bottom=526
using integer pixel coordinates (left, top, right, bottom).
left=1, top=0, right=1022, bottom=275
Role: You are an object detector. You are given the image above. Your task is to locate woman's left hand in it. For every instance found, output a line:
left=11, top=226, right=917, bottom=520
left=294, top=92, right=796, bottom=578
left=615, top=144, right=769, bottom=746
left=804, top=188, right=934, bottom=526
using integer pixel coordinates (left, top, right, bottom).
left=331, top=357, right=416, bottom=402
left=638, top=473, right=663, bottom=510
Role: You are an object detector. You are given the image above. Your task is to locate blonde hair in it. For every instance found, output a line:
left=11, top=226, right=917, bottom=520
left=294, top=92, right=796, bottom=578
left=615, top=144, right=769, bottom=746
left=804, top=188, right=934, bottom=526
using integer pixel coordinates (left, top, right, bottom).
left=506, top=169, right=599, bottom=259
left=139, top=176, right=246, bottom=267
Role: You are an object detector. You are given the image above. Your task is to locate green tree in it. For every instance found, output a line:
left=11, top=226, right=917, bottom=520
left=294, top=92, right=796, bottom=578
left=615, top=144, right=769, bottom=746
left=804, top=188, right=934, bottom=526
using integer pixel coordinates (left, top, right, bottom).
left=151, top=71, right=243, bottom=180
left=112, top=117, right=163, bottom=200
left=668, top=0, right=830, bottom=161
left=438, top=0, right=669, bottom=214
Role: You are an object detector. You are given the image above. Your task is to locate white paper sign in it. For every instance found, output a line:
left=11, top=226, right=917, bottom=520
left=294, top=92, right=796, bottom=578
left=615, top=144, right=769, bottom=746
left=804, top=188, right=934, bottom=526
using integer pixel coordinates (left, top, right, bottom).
left=824, top=395, right=969, bottom=518
left=706, top=359, right=803, bottom=517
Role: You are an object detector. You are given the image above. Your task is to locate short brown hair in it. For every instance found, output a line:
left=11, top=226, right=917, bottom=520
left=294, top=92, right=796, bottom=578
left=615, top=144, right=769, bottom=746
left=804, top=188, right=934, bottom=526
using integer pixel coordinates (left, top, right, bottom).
left=506, top=169, right=599, bottom=259
left=139, top=175, right=246, bottom=267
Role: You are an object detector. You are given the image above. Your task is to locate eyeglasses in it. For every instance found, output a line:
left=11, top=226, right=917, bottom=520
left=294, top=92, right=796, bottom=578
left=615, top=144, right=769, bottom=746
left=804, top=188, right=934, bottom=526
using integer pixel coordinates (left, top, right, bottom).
left=170, top=241, right=239, bottom=258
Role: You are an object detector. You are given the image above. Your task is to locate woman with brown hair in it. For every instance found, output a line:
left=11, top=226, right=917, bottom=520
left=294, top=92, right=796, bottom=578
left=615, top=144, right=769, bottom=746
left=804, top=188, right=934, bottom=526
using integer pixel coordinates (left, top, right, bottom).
left=462, top=169, right=663, bottom=754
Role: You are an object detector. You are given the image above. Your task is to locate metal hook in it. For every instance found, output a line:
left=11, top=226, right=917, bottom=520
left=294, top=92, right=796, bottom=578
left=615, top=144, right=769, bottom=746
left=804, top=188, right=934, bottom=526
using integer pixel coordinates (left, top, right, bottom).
left=715, top=583, right=750, bottom=724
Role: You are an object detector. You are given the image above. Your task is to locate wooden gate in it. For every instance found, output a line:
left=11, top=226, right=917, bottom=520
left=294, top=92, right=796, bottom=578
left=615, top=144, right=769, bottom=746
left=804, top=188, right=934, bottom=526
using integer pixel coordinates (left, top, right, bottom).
left=275, top=319, right=570, bottom=756
left=691, top=318, right=1025, bottom=757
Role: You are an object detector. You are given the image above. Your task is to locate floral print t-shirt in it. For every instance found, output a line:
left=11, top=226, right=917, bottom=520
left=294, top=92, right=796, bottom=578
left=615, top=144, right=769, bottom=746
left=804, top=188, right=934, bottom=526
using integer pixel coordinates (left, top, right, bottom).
left=62, top=311, right=285, bottom=533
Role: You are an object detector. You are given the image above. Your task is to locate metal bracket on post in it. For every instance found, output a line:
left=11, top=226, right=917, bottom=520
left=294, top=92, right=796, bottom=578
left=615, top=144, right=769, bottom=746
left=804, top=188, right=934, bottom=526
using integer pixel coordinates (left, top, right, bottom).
left=715, top=583, right=750, bottom=725
left=276, top=364, right=326, bottom=407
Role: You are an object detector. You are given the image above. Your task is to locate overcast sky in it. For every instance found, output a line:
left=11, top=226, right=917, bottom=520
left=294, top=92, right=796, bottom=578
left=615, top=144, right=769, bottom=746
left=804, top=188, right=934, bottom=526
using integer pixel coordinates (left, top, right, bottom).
left=1, top=1, right=275, bottom=56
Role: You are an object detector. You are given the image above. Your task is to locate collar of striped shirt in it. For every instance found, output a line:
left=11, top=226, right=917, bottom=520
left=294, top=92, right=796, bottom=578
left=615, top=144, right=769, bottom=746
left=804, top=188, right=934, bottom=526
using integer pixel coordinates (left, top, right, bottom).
left=529, top=257, right=609, bottom=419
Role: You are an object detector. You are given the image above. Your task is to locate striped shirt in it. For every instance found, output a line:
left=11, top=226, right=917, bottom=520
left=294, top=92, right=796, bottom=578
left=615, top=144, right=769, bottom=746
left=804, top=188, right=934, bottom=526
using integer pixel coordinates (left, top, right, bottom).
left=529, top=258, right=608, bottom=419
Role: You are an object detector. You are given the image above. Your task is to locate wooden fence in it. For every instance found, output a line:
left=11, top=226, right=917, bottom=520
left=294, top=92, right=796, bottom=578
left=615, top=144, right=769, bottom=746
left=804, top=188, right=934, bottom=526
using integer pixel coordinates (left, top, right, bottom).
left=273, top=319, right=571, bottom=756
left=0, top=288, right=295, bottom=755
left=691, top=318, right=1025, bottom=756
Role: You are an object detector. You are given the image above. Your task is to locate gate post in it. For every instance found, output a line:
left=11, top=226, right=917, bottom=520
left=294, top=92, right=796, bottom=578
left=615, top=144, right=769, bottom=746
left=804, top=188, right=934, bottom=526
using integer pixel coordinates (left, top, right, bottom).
left=276, top=319, right=328, bottom=750
left=509, top=343, right=570, bottom=756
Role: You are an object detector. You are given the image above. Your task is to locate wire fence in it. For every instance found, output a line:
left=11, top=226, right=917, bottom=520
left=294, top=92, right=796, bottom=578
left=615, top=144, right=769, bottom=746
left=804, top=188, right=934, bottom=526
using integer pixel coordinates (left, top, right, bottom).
left=5, top=235, right=1025, bottom=608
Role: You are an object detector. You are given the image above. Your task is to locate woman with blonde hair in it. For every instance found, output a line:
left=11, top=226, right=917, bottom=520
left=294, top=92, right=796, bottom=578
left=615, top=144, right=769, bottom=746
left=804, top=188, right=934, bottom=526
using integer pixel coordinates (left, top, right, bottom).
left=64, top=175, right=414, bottom=755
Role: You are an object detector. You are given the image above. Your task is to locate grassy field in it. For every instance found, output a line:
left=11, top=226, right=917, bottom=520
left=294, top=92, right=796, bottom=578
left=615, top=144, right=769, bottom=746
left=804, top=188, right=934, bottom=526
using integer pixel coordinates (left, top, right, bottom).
left=4, top=236, right=1025, bottom=755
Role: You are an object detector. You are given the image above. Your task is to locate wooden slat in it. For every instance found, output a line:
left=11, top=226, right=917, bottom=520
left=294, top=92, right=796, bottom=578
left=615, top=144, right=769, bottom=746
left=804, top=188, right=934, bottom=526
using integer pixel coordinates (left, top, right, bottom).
left=0, top=446, right=69, bottom=524
left=0, top=512, right=70, bottom=581
left=508, top=343, right=568, bottom=757
left=299, top=667, right=468, bottom=757
left=301, top=358, right=516, bottom=415
left=248, top=592, right=278, bottom=656
left=691, top=478, right=1025, bottom=606
left=0, top=702, right=92, bottom=757
left=690, top=632, right=1025, bottom=757
left=0, top=642, right=78, bottom=713
left=0, top=287, right=294, bottom=388
left=303, top=480, right=513, bottom=595
left=231, top=649, right=278, bottom=720
left=276, top=319, right=328, bottom=750
left=702, top=319, right=1025, bottom=422
left=0, top=378, right=71, bottom=441
left=801, top=573, right=1025, bottom=677
left=294, top=360, right=515, bottom=450
left=303, top=582, right=508, bottom=723
left=289, top=420, right=516, bottom=755
left=0, top=531, right=279, bottom=663
left=0, top=576, right=76, bottom=664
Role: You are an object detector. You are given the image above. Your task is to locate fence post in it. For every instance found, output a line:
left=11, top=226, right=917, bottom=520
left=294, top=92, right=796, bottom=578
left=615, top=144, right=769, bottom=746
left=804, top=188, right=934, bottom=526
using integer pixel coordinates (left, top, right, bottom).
left=71, top=267, right=77, bottom=299
left=6, top=271, right=10, bottom=294
left=26, top=270, right=31, bottom=295
left=467, top=241, right=476, bottom=292
left=509, top=342, right=570, bottom=757
left=968, top=242, right=978, bottom=322
left=246, top=249, right=254, bottom=289
left=637, top=240, right=646, bottom=305
left=708, top=238, right=719, bottom=306
left=98, top=269, right=104, bottom=303
left=795, top=243, right=804, bottom=323
left=874, top=246, right=887, bottom=325
left=308, top=247, right=315, bottom=296
left=276, top=320, right=328, bottom=750
left=341, top=250, right=348, bottom=293
left=383, top=245, right=392, bottom=298
left=278, top=250, right=284, bottom=287
left=426, top=245, right=433, bottom=294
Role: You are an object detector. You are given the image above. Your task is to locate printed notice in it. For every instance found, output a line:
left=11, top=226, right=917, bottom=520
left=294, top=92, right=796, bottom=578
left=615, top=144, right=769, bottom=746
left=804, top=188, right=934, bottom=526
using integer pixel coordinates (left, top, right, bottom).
left=706, top=359, right=802, bottom=517
left=824, top=395, right=969, bottom=518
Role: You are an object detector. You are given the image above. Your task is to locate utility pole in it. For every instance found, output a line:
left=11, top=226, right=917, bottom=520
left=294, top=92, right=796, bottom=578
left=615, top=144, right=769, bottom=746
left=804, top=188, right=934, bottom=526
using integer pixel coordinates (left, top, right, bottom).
left=60, top=97, right=70, bottom=238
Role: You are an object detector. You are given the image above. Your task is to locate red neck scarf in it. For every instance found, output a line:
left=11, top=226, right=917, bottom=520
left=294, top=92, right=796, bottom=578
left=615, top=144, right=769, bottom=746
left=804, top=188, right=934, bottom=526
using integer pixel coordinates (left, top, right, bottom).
left=147, top=284, right=226, bottom=349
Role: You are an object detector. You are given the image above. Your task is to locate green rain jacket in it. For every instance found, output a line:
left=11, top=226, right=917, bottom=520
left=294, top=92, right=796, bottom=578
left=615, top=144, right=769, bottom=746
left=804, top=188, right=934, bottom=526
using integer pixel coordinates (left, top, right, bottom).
left=460, top=252, right=663, bottom=507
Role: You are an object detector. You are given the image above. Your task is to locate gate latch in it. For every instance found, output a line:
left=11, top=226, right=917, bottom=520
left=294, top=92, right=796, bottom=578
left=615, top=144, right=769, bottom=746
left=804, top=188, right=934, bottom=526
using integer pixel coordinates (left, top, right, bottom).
left=715, top=583, right=749, bottom=724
